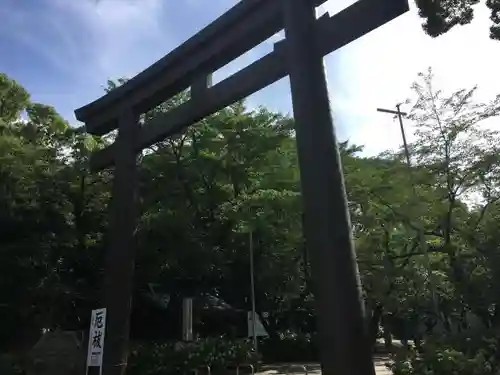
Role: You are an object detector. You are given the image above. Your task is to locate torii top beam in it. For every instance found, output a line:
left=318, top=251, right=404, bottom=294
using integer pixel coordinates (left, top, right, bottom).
left=76, top=0, right=409, bottom=171
left=75, top=0, right=328, bottom=136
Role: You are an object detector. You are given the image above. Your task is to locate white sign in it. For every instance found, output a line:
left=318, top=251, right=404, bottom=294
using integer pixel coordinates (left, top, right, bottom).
left=86, top=308, right=107, bottom=375
left=247, top=311, right=268, bottom=337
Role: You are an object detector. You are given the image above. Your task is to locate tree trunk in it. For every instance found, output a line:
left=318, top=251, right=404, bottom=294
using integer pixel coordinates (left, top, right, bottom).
left=368, top=304, right=383, bottom=350
left=382, top=322, right=393, bottom=351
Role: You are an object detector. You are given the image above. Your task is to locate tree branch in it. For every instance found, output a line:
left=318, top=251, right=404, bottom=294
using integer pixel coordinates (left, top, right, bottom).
left=369, top=190, right=441, bottom=237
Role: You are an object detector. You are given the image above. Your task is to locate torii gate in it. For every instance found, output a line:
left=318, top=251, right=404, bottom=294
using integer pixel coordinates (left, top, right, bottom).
left=75, top=0, right=409, bottom=374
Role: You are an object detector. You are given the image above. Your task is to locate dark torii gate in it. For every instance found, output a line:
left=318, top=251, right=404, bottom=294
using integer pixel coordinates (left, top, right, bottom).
left=75, top=0, right=409, bottom=374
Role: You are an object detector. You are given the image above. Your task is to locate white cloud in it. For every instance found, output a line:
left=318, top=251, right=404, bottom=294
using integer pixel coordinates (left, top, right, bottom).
left=320, top=0, right=500, bottom=156
left=48, top=0, right=168, bottom=80
left=4, top=0, right=498, bottom=138
left=1, top=0, right=169, bottom=81
left=0, top=1, right=79, bottom=75
left=0, top=0, right=175, bottom=121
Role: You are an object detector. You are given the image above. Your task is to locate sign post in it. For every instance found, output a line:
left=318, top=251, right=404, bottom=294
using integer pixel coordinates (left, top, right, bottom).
left=86, top=308, right=107, bottom=375
left=247, top=312, right=268, bottom=338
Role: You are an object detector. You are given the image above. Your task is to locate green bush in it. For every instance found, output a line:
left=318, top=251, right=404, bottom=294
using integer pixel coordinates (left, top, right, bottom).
left=389, top=336, right=500, bottom=375
left=128, top=338, right=259, bottom=375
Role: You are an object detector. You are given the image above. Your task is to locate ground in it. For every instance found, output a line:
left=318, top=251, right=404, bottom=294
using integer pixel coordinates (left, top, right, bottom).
left=257, top=355, right=392, bottom=375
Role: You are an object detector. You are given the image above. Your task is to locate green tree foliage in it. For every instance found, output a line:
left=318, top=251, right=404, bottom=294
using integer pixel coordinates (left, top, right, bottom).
left=415, top=0, right=500, bottom=40
left=378, top=69, right=500, bottom=372
left=340, top=67, right=500, bottom=353
left=1, top=68, right=500, bottom=375
left=0, top=74, right=109, bottom=351
left=0, top=73, right=30, bottom=129
left=405, top=68, right=500, bottom=327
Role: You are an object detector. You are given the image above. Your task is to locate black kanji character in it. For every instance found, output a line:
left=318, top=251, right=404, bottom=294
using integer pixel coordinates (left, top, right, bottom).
left=94, top=311, right=104, bottom=329
left=92, top=330, right=102, bottom=349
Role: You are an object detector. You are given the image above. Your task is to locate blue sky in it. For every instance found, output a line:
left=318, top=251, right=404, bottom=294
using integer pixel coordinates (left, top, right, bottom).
left=1, top=0, right=499, bottom=155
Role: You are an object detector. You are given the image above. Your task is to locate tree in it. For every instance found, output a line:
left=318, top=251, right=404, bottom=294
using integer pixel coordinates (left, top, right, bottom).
left=405, top=68, right=500, bottom=326
left=2, top=66, right=500, bottom=373
left=343, top=151, right=444, bottom=347
left=0, top=74, right=111, bottom=350
left=415, top=0, right=500, bottom=40
left=342, top=67, right=500, bottom=350
left=131, top=98, right=307, bottom=338
left=0, top=73, right=30, bottom=129
left=378, top=69, right=500, bottom=375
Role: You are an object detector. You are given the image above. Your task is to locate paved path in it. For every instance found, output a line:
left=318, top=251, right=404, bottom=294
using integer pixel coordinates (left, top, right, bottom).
left=374, top=356, right=392, bottom=375
left=257, top=356, right=392, bottom=375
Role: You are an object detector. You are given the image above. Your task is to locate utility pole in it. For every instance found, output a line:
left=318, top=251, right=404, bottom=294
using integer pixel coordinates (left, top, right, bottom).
left=377, top=104, right=439, bottom=319
left=377, top=104, right=411, bottom=167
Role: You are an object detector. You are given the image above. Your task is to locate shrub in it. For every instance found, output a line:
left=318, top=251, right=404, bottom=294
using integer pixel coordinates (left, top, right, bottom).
left=389, top=335, right=500, bottom=375
left=128, top=338, right=259, bottom=375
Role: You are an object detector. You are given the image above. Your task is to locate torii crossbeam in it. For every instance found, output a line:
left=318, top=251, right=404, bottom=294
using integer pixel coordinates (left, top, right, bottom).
left=75, top=1, right=409, bottom=374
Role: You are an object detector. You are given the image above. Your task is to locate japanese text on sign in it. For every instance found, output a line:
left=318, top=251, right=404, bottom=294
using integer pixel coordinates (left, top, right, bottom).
left=86, top=308, right=107, bottom=374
